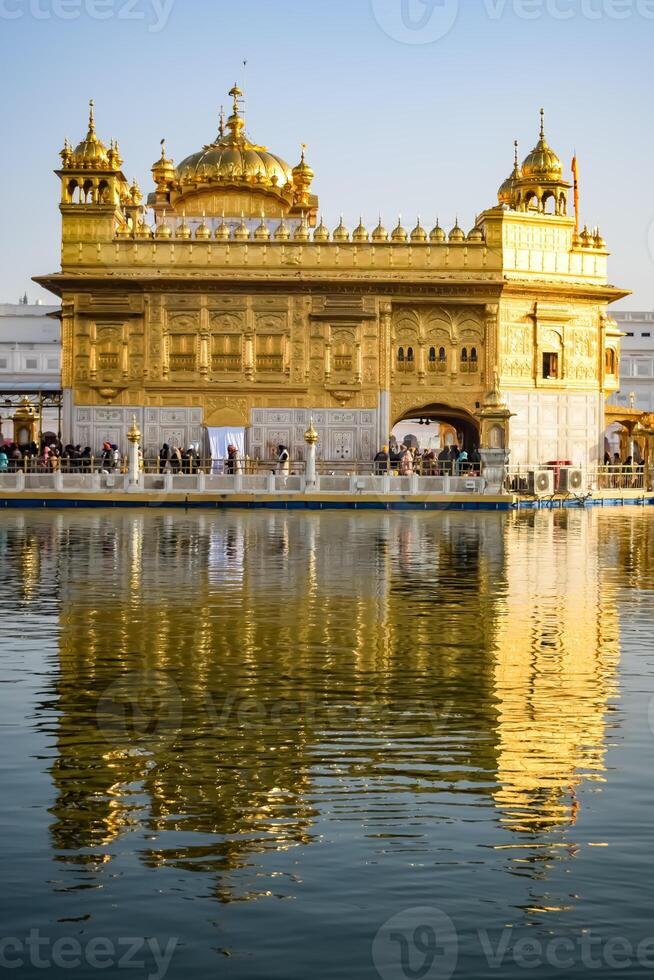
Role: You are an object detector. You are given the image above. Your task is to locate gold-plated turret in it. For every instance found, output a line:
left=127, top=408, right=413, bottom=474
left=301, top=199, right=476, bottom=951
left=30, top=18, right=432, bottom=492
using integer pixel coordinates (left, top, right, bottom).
left=498, top=111, right=571, bottom=215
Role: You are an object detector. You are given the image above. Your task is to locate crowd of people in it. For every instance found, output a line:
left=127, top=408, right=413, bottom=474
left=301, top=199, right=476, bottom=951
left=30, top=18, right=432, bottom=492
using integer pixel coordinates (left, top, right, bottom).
left=373, top=443, right=481, bottom=476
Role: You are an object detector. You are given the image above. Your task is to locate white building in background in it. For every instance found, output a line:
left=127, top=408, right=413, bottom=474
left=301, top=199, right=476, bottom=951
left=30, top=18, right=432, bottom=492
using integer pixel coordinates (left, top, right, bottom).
left=0, top=301, right=62, bottom=439
left=611, top=311, right=654, bottom=413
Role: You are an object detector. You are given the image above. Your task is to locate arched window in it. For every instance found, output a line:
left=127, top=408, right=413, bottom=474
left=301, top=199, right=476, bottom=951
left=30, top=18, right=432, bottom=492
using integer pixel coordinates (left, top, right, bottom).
left=407, top=347, right=414, bottom=362
left=470, top=347, right=478, bottom=372
left=438, top=347, right=446, bottom=362
left=429, top=347, right=436, bottom=362
left=397, top=347, right=405, bottom=363
left=461, top=347, right=468, bottom=362
left=605, top=348, right=616, bottom=375
left=542, top=192, right=556, bottom=215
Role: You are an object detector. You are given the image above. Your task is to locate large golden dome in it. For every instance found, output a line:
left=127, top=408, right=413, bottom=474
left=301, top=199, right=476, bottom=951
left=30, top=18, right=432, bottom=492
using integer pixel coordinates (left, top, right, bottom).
left=150, top=85, right=317, bottom=220
left=176, top=140, right=293, bottom=189
left=521, top=109, right=562, bottom=180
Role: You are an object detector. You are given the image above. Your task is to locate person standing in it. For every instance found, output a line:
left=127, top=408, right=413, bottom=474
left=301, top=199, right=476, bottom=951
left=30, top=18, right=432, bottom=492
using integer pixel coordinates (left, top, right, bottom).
left=373, top=446, right=390, bottom=475
left=277, top=445, right=290, bottom=476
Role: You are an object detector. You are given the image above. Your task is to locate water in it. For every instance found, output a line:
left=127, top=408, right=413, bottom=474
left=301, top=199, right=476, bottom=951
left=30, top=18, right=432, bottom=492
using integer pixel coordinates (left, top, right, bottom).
left=0, top=509, right=653, bottom=979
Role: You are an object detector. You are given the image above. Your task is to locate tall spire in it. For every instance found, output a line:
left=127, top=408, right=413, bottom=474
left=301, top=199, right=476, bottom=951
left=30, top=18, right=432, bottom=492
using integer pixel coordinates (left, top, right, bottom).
left=88, top=98, right=96, bottom=137
left=540, top=107, right=545, bottom=141
left=218, top=105, right=225, bottom=140
left=227, top=84, right=245, bottom=142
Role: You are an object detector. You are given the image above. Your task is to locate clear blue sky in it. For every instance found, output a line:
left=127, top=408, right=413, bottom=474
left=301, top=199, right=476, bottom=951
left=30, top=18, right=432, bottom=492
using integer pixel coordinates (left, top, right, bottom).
left=1, top=0, right=652, bottom=307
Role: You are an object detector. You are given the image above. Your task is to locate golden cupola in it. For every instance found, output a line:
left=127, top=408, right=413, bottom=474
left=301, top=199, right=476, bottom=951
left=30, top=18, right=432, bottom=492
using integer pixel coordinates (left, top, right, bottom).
left=148, top=85, right=319, bottom=222
left=61, top=100, right=111, bottom=170
left=521, top=110, right=563, bottom=180
left=497, top=141, right=522, bottom=206
left=58, top=100, right=131, bottom=217
left=496, top=110, right=571, bottom=216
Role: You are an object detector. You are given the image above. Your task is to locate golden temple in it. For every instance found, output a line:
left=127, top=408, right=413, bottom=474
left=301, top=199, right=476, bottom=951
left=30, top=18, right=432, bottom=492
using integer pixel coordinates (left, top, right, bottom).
left=36, top=90, right=628, bottom=463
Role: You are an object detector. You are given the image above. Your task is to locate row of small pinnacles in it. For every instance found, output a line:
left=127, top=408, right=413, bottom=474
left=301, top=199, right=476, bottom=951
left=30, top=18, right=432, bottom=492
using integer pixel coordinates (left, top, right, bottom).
left=111, top=215, right=608, bottom=247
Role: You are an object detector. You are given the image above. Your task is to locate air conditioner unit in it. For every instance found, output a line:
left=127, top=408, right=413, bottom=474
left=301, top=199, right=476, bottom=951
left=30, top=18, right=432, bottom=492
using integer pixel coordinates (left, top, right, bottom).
left=559, top=467, right=584, bottom=493
left=528, top=469, right=555, bottom=495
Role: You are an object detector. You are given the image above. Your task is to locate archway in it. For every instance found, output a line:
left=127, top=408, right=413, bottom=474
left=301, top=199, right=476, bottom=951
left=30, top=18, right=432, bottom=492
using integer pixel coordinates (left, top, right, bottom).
left=392, top=403, right=480, bottom=454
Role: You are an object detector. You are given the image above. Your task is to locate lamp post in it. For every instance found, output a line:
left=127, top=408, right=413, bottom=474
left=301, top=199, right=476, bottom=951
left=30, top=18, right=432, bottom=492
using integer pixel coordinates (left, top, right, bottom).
left=304, top=416, right=319, bottom=489
left=127, top=415, right=142, bottom=488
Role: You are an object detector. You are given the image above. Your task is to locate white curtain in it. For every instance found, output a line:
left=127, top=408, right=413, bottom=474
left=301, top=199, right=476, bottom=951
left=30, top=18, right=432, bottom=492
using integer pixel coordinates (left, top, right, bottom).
left=207, top=427, right=245, bottom=473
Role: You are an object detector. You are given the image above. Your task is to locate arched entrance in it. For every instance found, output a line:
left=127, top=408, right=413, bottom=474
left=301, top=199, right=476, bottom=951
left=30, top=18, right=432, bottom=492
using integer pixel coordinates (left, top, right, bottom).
left=391, top=404, right=480, bottom=454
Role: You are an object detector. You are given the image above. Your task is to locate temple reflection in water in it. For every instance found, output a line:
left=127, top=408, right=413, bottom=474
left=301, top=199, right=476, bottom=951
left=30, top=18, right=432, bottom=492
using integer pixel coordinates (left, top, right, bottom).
left=2, top=509, right=646, bottom=903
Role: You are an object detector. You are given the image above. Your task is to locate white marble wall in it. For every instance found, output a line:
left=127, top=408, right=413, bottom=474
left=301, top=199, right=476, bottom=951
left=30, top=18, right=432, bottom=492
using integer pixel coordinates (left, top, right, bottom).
left=506, top=391, right=604, bottom=466
left=70, top=404, right=379, bottom=461
left=248, top=408, right=378, bottom=461
left=72, top=406, right=203, bottom=455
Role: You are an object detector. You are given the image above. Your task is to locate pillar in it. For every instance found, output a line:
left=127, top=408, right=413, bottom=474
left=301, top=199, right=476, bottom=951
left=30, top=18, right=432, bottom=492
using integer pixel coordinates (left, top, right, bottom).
left=126, top=415, right=142, bottom=492
left=304, top=417, right=318, bottom=490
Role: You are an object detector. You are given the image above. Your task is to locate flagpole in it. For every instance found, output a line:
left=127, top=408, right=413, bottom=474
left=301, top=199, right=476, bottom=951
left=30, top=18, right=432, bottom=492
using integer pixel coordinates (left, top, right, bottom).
left=572, top=151, right=579, bottom=234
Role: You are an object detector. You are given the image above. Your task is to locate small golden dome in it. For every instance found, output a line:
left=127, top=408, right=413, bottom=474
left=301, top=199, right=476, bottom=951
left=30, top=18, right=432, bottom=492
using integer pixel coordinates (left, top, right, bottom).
left=214, top=217, right=230, bottom=240
left=195, top=217, right=211, bottom=240
left=176, top=214, right=191, bottom=239
left=155, top=217, right=172, bottom=239
left=274, top=216, right=291, bottom=240
left=352, top=217, right=369, bottom=242
left=372, top=217, right=388, bottom=242
left=313, top=218, right=330, bottom=242
left=233, top=215, right=250, bottom=240
left=391, top=218, right=407, bottom=242
left=333, top=217, right=349, bottom=242
left=467, top=226, right=484, bottom=242
left=293, top=215, right=310, bottom=241
left=73, top=100, right=110, bottom=168
left=135, top=217, right=152, bottom=239
left=410, top=218, right=427, bottom=243
left=13, top=396, right=36, bottom=420
left=448, top=219, right=465, bottom=242
left=594, top=228, right=606, bottom=249
left=580, top=225, right=593, bottom=247
left=498, top=141, right=522, bottom=205
left=521, top=110, right=562, bottom=180
left=429, top=220, right=446, bottom=243
left=253, top=215, right=271, bottom=241
left=152, top=139, right=175, bottom=181
left=293, top=146, right=314, bottom=181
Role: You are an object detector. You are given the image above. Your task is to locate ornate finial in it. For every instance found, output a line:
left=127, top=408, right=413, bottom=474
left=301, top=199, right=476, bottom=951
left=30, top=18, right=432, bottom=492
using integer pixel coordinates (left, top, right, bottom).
left=160, top=138, right=167, bottom=161
left=127, top=415, right=141, bottom=444
left=88, top=98, right=95, bottom=135
left=540, top=107, right=545, bottom=140
left=218, top=105, right=225, bottom=140
left=226, top=84, right=245, bottom=141
left=514, top=139, right=519, bottom=167
left=304, top=416, right=319, bottom=446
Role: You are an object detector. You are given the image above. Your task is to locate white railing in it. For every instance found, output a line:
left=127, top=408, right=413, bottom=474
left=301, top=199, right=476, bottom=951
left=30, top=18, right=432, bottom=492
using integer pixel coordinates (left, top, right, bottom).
left=0, top=468, right=487, bottom=497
